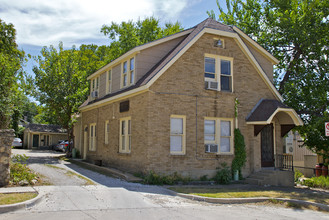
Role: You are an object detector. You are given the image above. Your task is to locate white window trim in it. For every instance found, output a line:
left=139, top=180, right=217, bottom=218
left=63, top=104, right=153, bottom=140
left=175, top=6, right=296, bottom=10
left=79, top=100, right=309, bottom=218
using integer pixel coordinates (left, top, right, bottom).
left=204, top=53, right=234, bottom=92
left=204, top=117, right=234, bottom=155
left=89, top=123, right=97, bottom=151
left=105, top=120, right=109, bottom=144
left=119, top=117, right=131, bottom=153
left=106, top=70, right=112, bottom=94
left=121, top=56, right=135, bottom=88
left=170, top=115, right=186, bottom=155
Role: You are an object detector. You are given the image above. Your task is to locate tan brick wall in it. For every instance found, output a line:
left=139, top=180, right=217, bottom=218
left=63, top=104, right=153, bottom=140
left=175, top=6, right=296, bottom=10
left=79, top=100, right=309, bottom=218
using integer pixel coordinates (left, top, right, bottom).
left=80, top=32, right=286, bottom=179
left=81, top=92, right=150, bottom=173
left=242, top=38, right=274, bottom=82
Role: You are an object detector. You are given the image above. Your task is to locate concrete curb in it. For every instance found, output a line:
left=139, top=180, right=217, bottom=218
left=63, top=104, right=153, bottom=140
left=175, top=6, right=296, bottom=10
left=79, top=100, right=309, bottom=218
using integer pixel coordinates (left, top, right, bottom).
left=0, top=189, right=43, bottom=213
left=69, top=159, right=143, bottom=183
left=172, top=191, right=329, bottom=211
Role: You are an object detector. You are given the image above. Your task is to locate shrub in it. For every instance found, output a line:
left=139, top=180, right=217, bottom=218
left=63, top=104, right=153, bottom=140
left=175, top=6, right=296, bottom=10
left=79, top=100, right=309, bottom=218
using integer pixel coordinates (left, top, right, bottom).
left=214, top=163, right=231, bottom=184
left=199, top=175, right=208, bottom=181
left=10, top=154, right=38, bottom=185
left=294, top=169, right=304, bottom=182
left=231, top=128, right=246, bottom=179
left=143, top=171, right=191, bottom=185
left=302, top=176, right=329, bottom=189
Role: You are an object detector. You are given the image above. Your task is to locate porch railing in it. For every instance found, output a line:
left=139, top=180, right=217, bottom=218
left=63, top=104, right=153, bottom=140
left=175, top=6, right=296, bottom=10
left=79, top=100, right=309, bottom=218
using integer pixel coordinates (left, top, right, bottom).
left=275, top=154, right=293, bottom=171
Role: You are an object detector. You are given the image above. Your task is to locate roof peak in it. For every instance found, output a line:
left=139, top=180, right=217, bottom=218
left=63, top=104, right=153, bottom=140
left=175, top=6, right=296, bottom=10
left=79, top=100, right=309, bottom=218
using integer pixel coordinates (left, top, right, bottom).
left=192, top=17, right=235, bottom=33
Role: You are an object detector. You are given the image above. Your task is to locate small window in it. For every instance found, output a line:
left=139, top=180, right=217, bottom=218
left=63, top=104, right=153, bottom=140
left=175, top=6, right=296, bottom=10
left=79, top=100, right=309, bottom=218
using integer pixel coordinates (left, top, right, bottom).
left=107, top=70, right=112, bottom=94
left=214, top=39, right=224, bottom=48
left=122, top=61, right=128, bottom=87
left=119, top=117, right=131, bottom=153
left=170, top=115, right=186, bottom=155
left=105, top=121, right=110, bottom=144
left=130, top=58, right=135, bottom=84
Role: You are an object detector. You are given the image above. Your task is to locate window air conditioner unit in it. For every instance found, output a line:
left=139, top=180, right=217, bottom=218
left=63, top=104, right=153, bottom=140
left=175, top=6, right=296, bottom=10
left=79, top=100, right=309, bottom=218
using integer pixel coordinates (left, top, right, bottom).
left=205, top=144, right=218, bottom=153
left=205, top=81, right=218, bottom=91
left=91, top=91, right=98, bottom=98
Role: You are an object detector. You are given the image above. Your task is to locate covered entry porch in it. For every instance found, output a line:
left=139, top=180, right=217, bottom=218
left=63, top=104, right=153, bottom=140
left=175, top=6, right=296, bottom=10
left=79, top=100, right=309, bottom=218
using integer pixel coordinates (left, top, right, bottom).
left=246, top=99, right=303, bottom=171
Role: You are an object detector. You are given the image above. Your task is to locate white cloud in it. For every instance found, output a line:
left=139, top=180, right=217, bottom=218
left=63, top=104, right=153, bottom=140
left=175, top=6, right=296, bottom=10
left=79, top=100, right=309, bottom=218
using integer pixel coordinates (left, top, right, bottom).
left=0, top=0, right=189, bottom=47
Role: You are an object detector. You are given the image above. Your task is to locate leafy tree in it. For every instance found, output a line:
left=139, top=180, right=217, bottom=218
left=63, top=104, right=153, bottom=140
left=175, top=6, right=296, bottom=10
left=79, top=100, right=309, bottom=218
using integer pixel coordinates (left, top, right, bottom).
left=101, top=16, right=183, bottom=61
left=0, top=19, right=25, bottom=129
left=208, top=0, right=329, bottom=158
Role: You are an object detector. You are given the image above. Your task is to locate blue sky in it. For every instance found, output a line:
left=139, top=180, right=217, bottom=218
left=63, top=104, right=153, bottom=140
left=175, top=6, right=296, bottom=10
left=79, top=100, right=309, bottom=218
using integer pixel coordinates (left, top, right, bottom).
left=1, top=0, right=226, bottom=62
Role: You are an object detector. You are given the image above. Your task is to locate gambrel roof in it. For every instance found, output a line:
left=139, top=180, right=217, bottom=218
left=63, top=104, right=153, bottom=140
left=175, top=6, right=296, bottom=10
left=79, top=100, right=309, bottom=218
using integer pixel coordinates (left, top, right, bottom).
left=81, top=18, right=282, bottom=110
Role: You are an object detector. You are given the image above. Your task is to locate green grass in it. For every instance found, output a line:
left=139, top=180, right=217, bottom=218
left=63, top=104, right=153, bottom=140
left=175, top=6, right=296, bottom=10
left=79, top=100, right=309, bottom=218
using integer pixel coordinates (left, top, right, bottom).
left=0, top=193, right=37, bottom=205
left=169, top=187, right=329, bottom=205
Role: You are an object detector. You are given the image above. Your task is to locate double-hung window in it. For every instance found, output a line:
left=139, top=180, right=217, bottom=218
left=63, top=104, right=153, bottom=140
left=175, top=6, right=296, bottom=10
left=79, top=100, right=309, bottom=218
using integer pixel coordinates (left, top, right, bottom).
left=170, top=115, right=186, bottom=155
left=89, top=123, right=96, bottom=151
left=204, top=118, right=233, bottom=154
left=91, top=77, right=100, bottom=97
left=104, top=121, right=110, bottom=144
left=119, top=117, right=131, bottom=153
left=121, top=57, right=135, bottom=88
left=204, top=54, right=233, bottom=92
left=106, top=70, right=112, bottom=94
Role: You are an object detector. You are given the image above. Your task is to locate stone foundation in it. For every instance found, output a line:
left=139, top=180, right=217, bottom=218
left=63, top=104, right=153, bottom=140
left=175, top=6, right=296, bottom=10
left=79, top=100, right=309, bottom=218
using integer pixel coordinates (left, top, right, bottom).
left=0, top=129, right=15, bottom=187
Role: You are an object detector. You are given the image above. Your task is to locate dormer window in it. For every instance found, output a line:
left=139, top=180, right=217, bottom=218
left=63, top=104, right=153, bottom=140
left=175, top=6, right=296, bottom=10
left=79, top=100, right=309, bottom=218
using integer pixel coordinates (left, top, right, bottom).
left=121, top=57, right=135, bottom=88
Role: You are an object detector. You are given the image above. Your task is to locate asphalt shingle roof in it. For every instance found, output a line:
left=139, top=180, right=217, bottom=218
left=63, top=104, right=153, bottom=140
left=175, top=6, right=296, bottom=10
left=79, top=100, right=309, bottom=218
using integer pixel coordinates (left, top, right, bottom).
left=24, top=124, right=66, bottom=133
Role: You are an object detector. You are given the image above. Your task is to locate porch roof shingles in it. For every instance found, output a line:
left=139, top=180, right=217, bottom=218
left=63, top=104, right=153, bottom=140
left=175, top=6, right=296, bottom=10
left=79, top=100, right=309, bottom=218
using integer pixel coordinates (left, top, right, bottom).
left=24, top=123, right=66, bottom=133
left=246, top=99, right=291, bottom=122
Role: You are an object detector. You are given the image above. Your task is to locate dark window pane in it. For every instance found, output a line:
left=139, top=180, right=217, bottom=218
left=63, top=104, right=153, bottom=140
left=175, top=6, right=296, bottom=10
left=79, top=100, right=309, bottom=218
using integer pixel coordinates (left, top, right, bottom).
left=221, top=76, right=231, bottom=91
left=130, top=58, right=134, bottom=70
left=221, top=60, right=231, bottom=75
left=123, top=61, right=127, bottom=73
left=204, top=73, right=215, bottom=78
left=205, top=57, right=215, bottom=73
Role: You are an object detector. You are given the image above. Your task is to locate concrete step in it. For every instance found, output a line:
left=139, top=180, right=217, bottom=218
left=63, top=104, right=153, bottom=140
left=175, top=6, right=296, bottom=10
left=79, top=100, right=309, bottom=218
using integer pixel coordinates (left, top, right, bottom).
left=248, top=175, right=267, bottom=180
left=244, top=178, right=261, bottom=185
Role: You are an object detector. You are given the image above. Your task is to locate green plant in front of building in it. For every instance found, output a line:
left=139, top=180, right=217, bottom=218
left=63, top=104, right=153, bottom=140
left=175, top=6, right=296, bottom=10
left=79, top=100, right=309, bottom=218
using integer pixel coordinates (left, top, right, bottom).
left=231, top=128, right=246, bottom=180
left=231, top=98, right=246, bottom=180
left=214, top=162, right=231, bottom=184
left=10, top=154, right=39, bottom=186
left=294, top=169, right=304, bottom=183
left=143, top=171, right=191, bottom=185
left=302, top=176, right=329, bottom=189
